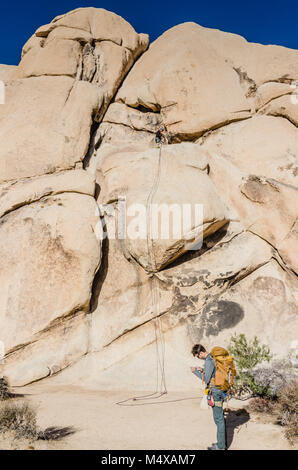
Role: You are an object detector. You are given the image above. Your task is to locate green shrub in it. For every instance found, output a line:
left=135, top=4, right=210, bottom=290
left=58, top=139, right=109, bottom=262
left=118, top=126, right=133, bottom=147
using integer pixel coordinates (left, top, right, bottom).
left=228, top=333, right=272, bottom=370
left=228, top=333, right=272, bottom=398
left=228, top=334, right=298, bottom=443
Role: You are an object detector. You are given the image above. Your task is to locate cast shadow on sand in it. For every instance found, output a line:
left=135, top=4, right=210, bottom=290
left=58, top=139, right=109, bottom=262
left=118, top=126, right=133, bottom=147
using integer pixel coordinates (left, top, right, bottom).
left=225, top=408, right=250, bottom=449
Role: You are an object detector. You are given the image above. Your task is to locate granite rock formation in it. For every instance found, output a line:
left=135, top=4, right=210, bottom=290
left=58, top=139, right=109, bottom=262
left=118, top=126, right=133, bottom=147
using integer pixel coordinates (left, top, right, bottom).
left=0, top=8, right=297, bottom=390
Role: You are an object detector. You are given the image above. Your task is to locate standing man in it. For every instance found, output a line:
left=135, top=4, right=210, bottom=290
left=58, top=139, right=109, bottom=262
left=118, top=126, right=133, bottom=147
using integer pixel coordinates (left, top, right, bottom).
left=191, top=344, right=227, bottom=450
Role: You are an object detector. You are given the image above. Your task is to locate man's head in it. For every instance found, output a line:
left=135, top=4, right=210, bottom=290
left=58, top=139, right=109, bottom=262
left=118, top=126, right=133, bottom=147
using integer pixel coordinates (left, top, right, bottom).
left=191, top=344, right=208, bottom=359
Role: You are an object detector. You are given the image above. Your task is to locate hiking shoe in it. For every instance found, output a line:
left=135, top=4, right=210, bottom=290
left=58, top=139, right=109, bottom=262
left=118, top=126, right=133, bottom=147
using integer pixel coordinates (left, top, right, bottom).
left=207, top=444, right=226, bottom=450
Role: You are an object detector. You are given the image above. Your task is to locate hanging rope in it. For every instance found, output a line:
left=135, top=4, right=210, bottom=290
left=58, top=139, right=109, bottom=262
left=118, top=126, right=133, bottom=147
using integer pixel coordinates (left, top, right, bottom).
left=116, top=141, right=168, bottom=406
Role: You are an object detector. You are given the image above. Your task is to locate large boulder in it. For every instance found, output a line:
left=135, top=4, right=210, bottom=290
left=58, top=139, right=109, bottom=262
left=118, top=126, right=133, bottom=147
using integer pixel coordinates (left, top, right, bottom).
left=189, top=259, right=298, bottom=358
left=44, top=227, right=297, bottom=391
left=0, top=169, right=95, bottom=218
left=206, top=152, right=298, bottom=274
left=1, top=11, right=297, bottom=391
left=88, top=215, right=173, bottom=353
left=0, top=8, right=148, bottom=185
left=0, top=192, right=101, bottom=385
left=0, top=7, right=149, bottom=385
left=52, top=21, right=297, bottom=392
left=197, top=115, right=298, bottom=187
left=94, top=142, right=230, bottom=271
left=0, top=189, right=100, bottom=349
left=116, top=22, right=298, bottom=139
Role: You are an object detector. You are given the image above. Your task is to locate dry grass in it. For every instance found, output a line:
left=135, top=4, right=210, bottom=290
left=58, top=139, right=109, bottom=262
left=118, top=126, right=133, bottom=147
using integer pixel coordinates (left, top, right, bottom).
left=275, top=380, right=298, bottom=445
left=0, top=376, right=75, bottom=444
left=0, top=399, right=76, bottom=444
left=247, top=379, right=298, bottom=445
left=0, top=379, right=76, bottom=446
left=0, top=401, right=38, bottom=441
left=248, top=397, right=275, bottom=414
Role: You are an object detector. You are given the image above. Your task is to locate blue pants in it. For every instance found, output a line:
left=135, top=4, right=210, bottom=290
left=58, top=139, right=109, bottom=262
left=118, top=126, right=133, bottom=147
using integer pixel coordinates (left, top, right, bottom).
left=211, top=387, right=226, bottom=449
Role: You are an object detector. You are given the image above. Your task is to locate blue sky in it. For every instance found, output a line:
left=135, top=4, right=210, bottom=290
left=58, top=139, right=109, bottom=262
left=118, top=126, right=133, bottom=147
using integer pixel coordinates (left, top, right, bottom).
left=1, top=0, right=298, bottom=65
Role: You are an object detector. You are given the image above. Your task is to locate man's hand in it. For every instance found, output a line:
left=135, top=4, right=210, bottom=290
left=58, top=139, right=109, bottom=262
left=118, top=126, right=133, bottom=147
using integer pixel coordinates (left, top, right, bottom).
left=191, top=367, right=203, bottom=373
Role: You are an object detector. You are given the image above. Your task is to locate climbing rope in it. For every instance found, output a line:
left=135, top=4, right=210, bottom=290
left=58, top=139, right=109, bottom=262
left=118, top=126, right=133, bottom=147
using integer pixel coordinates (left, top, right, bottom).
left=145, top=143, right=167, bottom=397
left=116, top=141, right=168, bottom=406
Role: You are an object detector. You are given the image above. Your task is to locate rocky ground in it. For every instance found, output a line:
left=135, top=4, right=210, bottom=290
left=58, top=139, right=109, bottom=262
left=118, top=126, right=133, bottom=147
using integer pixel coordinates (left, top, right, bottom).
left=0, top=383, right=294, bottom=450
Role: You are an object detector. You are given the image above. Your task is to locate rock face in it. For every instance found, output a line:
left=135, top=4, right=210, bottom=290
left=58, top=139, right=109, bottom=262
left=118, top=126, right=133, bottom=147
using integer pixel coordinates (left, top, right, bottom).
left=0, top=7, right=148, bottom=185
left=0, top=9, right=297, bottom=390
left=0, top=65, right=16, bottom=82
left=95, top=142, right=230, bottom=272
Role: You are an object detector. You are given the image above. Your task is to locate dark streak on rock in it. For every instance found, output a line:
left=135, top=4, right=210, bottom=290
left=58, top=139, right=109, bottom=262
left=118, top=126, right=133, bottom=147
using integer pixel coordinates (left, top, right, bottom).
left=190, top=299, right=245, bottom=341
left=89, top=213, right=109, bottom=313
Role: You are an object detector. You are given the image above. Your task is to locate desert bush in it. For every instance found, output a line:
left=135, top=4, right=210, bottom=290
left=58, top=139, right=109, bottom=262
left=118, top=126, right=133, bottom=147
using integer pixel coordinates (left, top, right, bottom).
left=0, top=376, right=11, bottom=400
left=228, top=334, right=298, bottom=443
left=0, top=399, right=76, bottom=443
left=251, top=359, right=297, bottom=398
left=228, top=333, right=272, bottom=398
left=276, top=379, right=298, bottom=445
left=0, top=401, right=38, bottom=440
left=248, top=397, right=275, bottom=413
left=228, top=333, right=272, bottom=370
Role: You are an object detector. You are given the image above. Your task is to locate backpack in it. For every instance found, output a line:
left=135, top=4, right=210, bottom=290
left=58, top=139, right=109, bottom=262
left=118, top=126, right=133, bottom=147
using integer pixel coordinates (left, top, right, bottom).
left=210, top=346, right=236, bottom=392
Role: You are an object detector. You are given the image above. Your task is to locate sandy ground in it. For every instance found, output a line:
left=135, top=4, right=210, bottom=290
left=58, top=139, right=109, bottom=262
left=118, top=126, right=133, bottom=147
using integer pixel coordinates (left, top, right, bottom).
left=0, top=383, right=295, bottom=450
